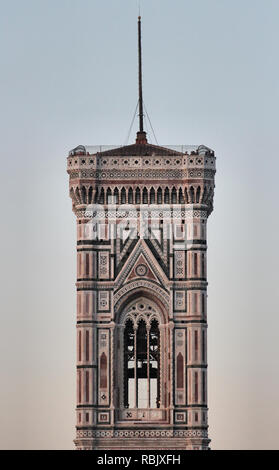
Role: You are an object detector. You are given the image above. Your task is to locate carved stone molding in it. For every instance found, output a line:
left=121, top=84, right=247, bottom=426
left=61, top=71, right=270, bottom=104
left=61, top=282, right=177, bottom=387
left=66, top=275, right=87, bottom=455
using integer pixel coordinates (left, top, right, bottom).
left=114, top=280, right=170, bottom=313
left=74, top=207, right=209, bottom=220
left=68, top=168, right=216, bottom=181
left=76, top=429, right=208, bottom=438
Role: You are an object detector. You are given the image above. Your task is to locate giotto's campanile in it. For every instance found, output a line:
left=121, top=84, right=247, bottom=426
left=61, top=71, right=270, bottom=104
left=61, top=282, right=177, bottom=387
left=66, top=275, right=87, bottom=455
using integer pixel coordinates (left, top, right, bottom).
left=67, top=16, right=216, bottom=450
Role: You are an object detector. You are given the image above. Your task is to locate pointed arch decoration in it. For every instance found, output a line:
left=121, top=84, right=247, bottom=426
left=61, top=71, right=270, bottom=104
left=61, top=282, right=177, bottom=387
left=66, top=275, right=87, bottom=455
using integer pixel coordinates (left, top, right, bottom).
left=179, top=187, right=184, bottom=204
left=164, top=187, right=169, bottom=204
left=157, top=187, right=162, bottom=204
left=128, top=187, right=133, bottom=204
left=196, top=186, right=201, bottom=203
left=106, top=187, right=112, bottom=204
left=81, top=186, right=87, bottom=204
left=189, top=186, right=195, bottom=204
left=99, top=187, right=105, bottom=204
left=171, top=187, right=177, bottom=204
left=113, top=187, right=119, bottom=204
left=143, top=187, right=148, bottom=204
left=94, top=187, right=99, bottom=204
left=150, top=187, right=155, bottom=204
left=135, top=187, right=141, bottom=204
left=121, top=187, right=126, bottom=204
left=88, top=186, right=93, bottom=204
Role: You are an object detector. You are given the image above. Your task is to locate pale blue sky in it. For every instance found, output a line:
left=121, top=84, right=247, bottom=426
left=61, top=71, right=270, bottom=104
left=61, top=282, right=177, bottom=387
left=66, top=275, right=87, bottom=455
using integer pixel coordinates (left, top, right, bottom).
left=0, top=0, right=279, bottom=449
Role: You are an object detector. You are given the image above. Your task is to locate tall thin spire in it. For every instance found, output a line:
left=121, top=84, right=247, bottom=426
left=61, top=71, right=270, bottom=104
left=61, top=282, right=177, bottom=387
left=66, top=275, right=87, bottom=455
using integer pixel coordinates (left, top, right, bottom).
left=138, top=15, right=144, bottom=133
left=136, top=15, right=147, bottom=144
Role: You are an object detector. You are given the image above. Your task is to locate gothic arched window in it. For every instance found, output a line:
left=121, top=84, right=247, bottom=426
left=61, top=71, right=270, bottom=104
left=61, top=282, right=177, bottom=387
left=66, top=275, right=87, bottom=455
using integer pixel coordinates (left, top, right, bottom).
left=196, top=186, right=201, bottom=203
left=179, top=187, right=184, bottom=204
left=123, top=303, right=160, bottom=409
left=121, top=187, right=126, bottom=204
left=171, top=187, right=177, bottom=204
left=142, top=187, right=148, bottom=204
left=150, top=187, right=155, bottom=204
left=99, top=187, right=105, bottom=204
left=135, top=187, right=141, bottom=204
left=94, top=187, right=99, bottom=204
left=189, top=186, right=195, bottom=204
left=113, top=187, right=119, bottom=204
left=128, top=187, right=133, bottom=204
left=157, top=187, right=162, bottom=204
left=106, top=187, right=112, bottom=204
left=82, top=186, right=87, bottom=204
left=164, top=187, right=169, bottom=204
left=88, top=186, right=93, bottom=204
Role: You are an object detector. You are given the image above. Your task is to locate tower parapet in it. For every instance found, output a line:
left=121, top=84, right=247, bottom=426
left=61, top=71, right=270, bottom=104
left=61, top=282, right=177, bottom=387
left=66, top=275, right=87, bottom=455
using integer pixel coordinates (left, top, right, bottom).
left=67, top=144, right=215, bottom=215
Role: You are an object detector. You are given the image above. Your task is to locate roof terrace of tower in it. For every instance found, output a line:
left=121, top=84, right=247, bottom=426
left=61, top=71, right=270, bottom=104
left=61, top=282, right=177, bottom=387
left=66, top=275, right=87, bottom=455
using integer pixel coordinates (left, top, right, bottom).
left=68, top=144, right=214, bottom=157
left=67, top=144, right=216, bottom=176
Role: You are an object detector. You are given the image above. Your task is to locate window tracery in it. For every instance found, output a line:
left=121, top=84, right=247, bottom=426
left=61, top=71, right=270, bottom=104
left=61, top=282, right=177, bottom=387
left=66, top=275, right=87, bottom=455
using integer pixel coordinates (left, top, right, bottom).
left=122, top=300, right=160, bottom=409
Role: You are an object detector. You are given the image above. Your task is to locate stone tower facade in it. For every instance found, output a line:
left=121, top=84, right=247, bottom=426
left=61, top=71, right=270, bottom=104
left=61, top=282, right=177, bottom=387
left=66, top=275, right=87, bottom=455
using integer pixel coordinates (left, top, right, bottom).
left=66, top=17, right=216, bottom=451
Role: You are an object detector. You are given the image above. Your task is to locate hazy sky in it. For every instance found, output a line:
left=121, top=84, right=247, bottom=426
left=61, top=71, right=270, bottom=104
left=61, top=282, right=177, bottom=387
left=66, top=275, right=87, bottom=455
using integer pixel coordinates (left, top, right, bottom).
left=1, top=0, right=279, bottom=450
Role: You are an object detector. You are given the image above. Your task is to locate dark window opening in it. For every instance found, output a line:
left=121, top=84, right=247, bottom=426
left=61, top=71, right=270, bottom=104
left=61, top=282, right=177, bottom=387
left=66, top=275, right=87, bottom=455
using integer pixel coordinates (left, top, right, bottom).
left=123, top=317, right=160, bottom=409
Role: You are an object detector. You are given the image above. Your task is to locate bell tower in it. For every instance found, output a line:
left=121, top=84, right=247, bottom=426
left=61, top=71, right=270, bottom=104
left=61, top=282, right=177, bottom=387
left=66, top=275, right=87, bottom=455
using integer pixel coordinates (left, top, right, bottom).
left=67, top=16, right=216, bottom=450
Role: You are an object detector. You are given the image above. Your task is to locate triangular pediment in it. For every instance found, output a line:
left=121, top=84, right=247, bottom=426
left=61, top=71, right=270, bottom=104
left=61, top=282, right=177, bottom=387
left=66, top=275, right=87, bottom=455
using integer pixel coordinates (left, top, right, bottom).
left=114, top=240, right=169, bottom=291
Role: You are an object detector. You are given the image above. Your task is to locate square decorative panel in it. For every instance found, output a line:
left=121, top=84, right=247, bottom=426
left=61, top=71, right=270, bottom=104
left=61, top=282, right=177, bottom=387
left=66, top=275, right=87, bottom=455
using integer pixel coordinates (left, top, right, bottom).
left=98, top=252, right=110, bottom=279
left=174, top=224, right=186, bottom=241
left=174, top=290, right=186, bottom=311
left=98, top=412, right=110, bottom=424
left=175, top=411, right=187, bottom=423
left=174, top=251, right=186, bottom=279
left=98, top=291, right=110, bottom=311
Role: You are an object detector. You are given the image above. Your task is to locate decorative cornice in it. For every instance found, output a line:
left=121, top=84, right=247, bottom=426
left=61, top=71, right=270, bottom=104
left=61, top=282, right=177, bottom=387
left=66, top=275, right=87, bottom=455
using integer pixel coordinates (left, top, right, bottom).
left=68, top=168, right=216, bottom=181
left=74, top=207, right=209, bottom=220
left=76, top=429, right=208, bottom=438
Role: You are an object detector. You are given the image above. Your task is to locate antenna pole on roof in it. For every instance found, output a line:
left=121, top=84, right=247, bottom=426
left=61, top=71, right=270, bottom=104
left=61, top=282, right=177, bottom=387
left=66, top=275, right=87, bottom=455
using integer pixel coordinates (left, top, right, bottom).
left=136, top=15, right=147, bottom=144
left=138, top=15, right=144, bottom=133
